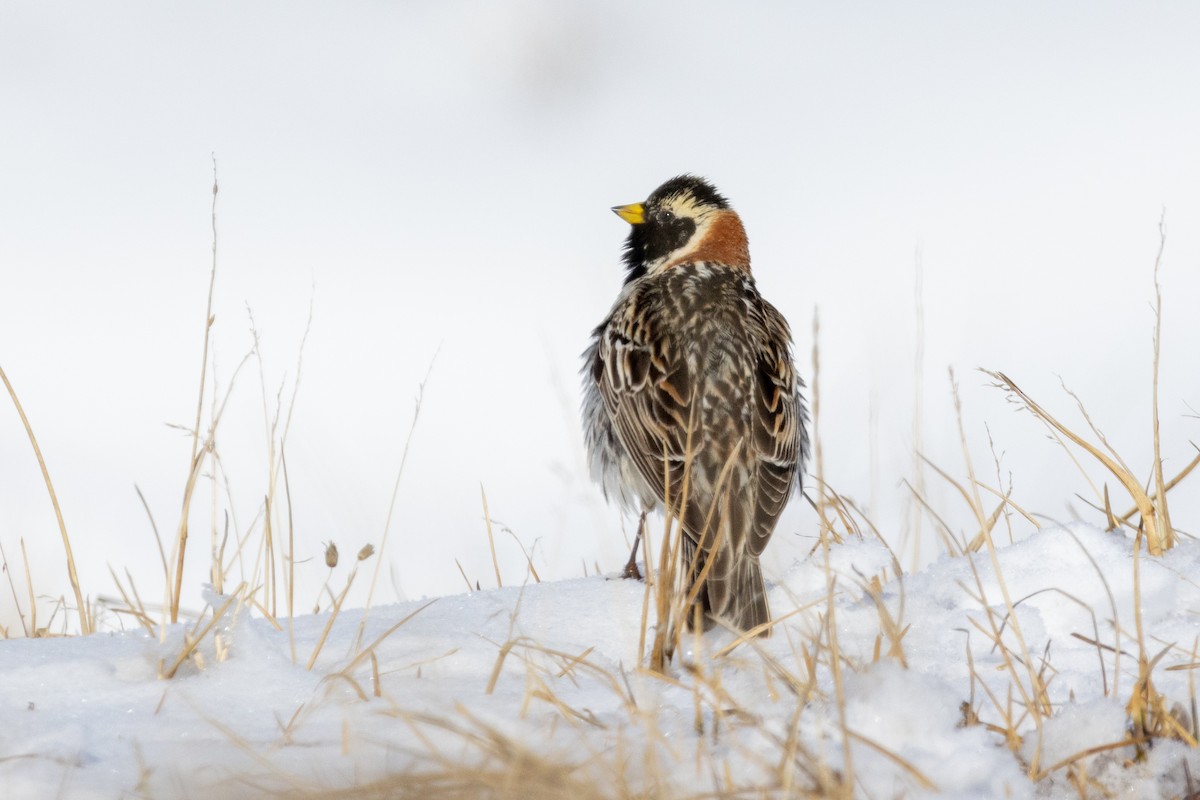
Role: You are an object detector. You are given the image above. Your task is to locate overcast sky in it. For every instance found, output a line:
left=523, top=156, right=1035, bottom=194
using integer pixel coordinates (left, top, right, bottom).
left=3, top=2, right=1199, bottom=629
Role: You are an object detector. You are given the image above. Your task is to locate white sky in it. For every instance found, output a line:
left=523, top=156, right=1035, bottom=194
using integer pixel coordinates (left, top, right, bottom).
left=2, top=2, right=1199, bottom=627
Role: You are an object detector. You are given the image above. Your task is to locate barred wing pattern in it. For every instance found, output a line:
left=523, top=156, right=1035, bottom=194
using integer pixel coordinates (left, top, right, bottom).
left=587, top=262, right=807, bottom=631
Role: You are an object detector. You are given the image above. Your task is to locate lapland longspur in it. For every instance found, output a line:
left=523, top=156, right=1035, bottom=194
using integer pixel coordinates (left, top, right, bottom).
left=582, top=175, right=809, bottom=634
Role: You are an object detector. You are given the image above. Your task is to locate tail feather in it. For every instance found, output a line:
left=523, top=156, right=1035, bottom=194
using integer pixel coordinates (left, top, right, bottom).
left=724, top=555, right=770, bottom=634
left=681, top=537, right=771, bottom=635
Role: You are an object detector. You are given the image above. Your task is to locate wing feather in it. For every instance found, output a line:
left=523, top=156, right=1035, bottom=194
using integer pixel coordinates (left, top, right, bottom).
left=597, top=285, right=693, bottom=516
left=745, top=297, right=809, bottom=556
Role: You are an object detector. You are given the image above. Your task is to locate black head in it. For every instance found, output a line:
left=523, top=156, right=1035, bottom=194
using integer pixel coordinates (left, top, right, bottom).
left=613, top=175, right=731, bottom=283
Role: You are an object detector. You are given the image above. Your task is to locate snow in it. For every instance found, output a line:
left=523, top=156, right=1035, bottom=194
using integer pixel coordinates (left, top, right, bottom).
left=3, top=523, right=1198, bottom=798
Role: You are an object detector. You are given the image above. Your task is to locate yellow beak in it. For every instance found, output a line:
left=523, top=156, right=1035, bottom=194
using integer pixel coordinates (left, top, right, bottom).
left=612, top=202, right=645, bottom=225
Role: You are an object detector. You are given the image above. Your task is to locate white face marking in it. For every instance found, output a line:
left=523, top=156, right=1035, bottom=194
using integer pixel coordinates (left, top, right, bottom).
left=661, top=193, right=717, bottom=227
left=645, top=193, right=720, bottom=274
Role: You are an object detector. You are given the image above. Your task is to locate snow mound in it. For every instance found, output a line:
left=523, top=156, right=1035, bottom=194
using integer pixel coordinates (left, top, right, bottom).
left=2, top=523, right=1198, bottom=798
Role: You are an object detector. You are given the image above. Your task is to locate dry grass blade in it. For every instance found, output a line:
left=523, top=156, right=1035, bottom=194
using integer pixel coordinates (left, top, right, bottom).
left=672, top=439, right=742, bottom=658
left=974, top=481, right=1041, bottom=531
left=454, top=559, right=475, bottom=592
left=647, top=396, right=699, bottom=672
left=805, top=476, right=869, bottom=547
left=860, top=581, right=909, bottom=668
left=352, top=351, right=438, bottom=654
left=901, top=478, right=964, bottom=557
left=1124, top=525, right=1198, bottom=751
left=19, top=540, right=38, bottom=635
left=161, top=588, right=241, bottom=679
left=171, top=158, right=222, bottom=625
left=326, top=599, right=437, bottom=688
left=1111, top=449, right=1200, bottom=532
left=847, top=729, right=937, bottom=791
left=0, top=540, right=30, bottom=637
left=0, top=364, right=90, bottom=635
left=919, top=452, right=1005, bottom=553
left=168, top=445, right=208, bottom=627
left=1035, top=736, right=1153, bottom=781
left=710, top=601, right=822, bottom=659
left=949, top=372, right=1052, bottom=771
left=983, top=369, right=1167, bottom=554
left=811, top=310, right=855, bottom=800
left=307, top=567, right=361, bottom=670
left=481, top=484, right=503, bottom=589
left=503, top=526, right=540, bottom=583
left=106, top=565, right=157, bottom=635
left=1148, top=215, right=1174, bottom=552
left=134, top=483, right=170, bottom=585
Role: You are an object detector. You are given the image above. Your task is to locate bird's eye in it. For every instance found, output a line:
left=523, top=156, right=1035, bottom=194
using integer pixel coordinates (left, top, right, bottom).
left=661, top=210, right=675, bottom=222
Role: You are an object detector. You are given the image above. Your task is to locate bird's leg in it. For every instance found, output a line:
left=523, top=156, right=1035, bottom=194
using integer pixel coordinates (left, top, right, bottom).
left=621, top=510, right=648, bottom=580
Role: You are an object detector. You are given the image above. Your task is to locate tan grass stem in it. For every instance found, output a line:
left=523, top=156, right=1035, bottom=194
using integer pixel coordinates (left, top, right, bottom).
left=352, top=352, right=437, bottom=654
left=480, top=485, right=503, bottom=588
left=1149, top=215, right=1174, bottom=550
left=172, top=158, right=221, bottom=624
left=985, top=370, right=1165, bottom=554
left=0, top=364, right=90, bottom=634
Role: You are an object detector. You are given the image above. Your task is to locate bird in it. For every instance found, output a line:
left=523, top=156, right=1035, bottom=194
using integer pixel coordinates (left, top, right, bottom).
left=581, top=175, right=809, bottom=635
